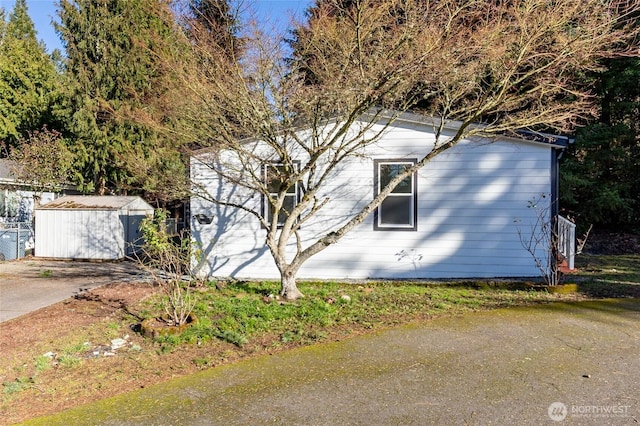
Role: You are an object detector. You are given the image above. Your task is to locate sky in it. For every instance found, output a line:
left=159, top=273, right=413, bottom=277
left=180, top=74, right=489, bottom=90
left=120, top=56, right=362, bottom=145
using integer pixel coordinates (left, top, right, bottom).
left=1, top=0, right=313, bottom=53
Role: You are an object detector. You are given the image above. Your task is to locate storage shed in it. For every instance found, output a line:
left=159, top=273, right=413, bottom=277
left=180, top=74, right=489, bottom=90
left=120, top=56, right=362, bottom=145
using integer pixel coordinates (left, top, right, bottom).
left=35, top=196, right=154, bottom=260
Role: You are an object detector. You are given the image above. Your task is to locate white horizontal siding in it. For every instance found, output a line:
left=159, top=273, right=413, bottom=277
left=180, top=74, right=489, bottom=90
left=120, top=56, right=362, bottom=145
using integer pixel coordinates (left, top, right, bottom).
left=192, top=120, right=553, bottom=280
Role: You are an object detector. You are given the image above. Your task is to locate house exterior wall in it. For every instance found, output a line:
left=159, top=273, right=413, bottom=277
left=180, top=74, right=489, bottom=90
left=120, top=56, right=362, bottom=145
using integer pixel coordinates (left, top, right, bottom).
left=0, top=190, right=56, bottom=223
left=191, top=120, right=553, bottom=280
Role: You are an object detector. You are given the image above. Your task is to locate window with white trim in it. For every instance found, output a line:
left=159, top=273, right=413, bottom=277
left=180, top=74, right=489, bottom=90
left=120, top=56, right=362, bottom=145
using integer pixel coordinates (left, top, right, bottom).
left=374, top=159, right=417, bottom=231
left=264, top=162, right=299, bottom=228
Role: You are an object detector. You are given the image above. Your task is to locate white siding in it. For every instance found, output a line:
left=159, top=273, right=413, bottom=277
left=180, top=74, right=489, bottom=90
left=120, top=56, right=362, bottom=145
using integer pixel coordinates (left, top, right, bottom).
left=35, top=209, right=125, bottom=259
left=192, top=120, right=553, bottom=280
left=34, top=196, right=154, bottom=260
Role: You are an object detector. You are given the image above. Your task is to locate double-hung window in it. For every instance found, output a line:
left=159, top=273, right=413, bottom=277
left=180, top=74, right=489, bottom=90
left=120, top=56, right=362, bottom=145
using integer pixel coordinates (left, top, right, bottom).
left=374, top=159, right=417, bottom=231
left=264, top=162, right=299, bottom=228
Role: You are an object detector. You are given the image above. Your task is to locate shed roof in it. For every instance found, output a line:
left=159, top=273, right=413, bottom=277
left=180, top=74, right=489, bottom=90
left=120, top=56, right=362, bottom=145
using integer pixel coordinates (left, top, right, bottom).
left=37, top=195, right=153, bottom=211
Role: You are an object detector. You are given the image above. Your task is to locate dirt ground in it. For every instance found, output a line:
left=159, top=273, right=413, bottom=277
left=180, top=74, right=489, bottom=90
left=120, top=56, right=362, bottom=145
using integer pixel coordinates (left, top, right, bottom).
left=0, top=259, right=151, bottom=322
left=0, top=273, right=162, bottom=424
left=0, top=260, right=342, bottom=424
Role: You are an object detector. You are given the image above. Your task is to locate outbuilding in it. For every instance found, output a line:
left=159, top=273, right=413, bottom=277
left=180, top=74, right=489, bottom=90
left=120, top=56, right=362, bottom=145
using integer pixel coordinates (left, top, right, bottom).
left=35, top=196, right=154, bottom=260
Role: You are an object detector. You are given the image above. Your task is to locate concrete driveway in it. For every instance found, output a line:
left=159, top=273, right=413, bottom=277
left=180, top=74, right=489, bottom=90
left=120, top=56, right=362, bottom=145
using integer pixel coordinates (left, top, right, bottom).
left=23, top=298, right=640, bottom=425
left=0, top=259, right=148, bottom=322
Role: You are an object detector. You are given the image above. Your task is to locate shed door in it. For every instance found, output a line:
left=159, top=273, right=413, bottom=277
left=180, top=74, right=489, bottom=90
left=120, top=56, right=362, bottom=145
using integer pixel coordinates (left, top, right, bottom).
left=126, top=210, right=148, bottom=256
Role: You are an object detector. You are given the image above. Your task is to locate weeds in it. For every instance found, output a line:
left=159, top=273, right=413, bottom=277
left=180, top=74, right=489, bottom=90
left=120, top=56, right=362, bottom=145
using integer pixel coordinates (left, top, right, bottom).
left=58, top=355, right=81, bottom=369
left=2, top=377, right=35, bottom=395
left=138, top=278, right=576, bottom=350
left=34, top=355, right=52, bottom=373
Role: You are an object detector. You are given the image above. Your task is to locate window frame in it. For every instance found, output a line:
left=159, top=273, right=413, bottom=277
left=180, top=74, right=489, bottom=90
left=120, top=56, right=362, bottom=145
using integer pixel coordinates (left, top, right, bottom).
left=373, top=159, right=418, bottom=231
left=263, top=161, right=300, bottom=229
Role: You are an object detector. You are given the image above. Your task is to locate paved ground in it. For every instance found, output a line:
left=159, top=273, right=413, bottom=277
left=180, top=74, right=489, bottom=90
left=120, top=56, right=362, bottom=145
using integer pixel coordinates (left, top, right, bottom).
left=0, top=259, right=148, bottom=322
left=24, top=298, right=640, bottom=425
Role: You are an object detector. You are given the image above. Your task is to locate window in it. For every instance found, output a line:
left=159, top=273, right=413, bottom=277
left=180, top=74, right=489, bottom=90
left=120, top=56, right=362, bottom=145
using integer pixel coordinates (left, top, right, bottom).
left=264, top=162, right=299, bottom=228
left=374, top=159, right=417, bottom=231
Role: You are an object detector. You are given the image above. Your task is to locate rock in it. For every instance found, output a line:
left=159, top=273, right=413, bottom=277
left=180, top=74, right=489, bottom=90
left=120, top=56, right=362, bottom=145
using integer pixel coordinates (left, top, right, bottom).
left=110, top=338, right=127, bottom=350
left=43, top=351, right=56, bottom=359
left=341, top=294, right=351, bottom=302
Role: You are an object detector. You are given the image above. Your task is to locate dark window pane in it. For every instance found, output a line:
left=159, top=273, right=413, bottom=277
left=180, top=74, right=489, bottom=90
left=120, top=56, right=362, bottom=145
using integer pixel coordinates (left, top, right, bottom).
left=278, top=195, right=296, bottom=224
left=380, top=196, right=412, bottom=225
left=267, top=165, right=296, bottom=194
left=380, top=164, right=412, bottom=194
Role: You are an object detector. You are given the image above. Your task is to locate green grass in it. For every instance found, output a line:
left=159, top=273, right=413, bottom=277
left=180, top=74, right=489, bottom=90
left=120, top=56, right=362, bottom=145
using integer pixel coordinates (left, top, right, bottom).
left=37, top=269, right=52, bottom=278
left=569, top=254, right=640, bottom=298
left=2, top=377, right=34, bottom=395
left=143, top=279, right=572, bottom=350
left=139, top=254, right=640, bottom=352
left=34, top=355, right=52, bottom=373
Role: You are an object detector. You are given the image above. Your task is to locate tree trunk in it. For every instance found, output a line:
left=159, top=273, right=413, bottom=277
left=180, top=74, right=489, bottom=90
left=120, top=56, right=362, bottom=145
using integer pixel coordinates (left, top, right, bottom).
left=280, top=271, right=304, bottom=300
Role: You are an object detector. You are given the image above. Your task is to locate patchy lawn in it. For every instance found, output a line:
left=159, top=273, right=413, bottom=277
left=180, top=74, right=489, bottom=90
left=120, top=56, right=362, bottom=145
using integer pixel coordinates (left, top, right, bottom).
left=1, top=254, right=639, bottom=425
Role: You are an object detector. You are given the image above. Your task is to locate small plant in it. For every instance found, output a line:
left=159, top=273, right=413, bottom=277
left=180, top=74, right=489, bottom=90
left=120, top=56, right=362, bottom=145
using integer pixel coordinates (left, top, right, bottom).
left=58, top=354, right=81, bottom=368
left=38, top=269, right=52, bottom=278
left=213, top=330, right=248, bottom=347
left=516, top=194, right=561, bottom=286
left=137, top=209, right=199, bottom=326
left=34, top=355, right=52, bottom=373
left=2, top=377, right=34, bottom=395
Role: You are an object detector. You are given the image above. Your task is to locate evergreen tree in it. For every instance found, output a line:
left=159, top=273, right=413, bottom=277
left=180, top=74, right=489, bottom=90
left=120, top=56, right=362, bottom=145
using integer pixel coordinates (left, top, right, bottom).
left=184, top=0, right=239, bottom=59
left=0, top=0, right=58, bottom=154
left=561, top=57, right=640, bottom=231
left=56, top=0, right=185, bottom=198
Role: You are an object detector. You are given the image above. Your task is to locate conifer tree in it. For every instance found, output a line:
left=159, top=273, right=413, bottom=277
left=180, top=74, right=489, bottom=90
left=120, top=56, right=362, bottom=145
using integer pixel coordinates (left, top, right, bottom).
left=56, top=0, right=185, bottom=199
left=0, top=0, right=58, bottom=153
left=184, top=0, right=239, bottom=59
left=561, top=56, right=640, bottom=230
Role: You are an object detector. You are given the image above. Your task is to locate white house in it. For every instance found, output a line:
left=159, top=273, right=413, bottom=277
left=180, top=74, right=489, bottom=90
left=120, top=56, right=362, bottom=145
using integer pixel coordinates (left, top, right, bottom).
left=190, top=113, right=571, bottom=280
left=0, top=159, right=58, bottom=224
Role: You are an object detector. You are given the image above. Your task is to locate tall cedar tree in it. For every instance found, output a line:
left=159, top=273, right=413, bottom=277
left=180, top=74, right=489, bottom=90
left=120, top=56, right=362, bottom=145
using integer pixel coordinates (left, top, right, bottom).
left=0, top=0, right=59, bottom=154
left=56, top=0, right=186, bottom=200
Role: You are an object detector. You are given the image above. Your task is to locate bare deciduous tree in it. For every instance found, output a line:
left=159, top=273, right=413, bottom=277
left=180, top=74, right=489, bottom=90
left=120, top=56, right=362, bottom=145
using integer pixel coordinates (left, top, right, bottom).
left=9, top=127, right=73, bottom=197
left=149, top=0, right=639, bottom=299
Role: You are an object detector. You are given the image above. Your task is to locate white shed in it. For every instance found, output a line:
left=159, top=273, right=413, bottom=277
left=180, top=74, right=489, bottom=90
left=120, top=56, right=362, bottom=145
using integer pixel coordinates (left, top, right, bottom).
left=35, top=196, right=154, bottom=260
